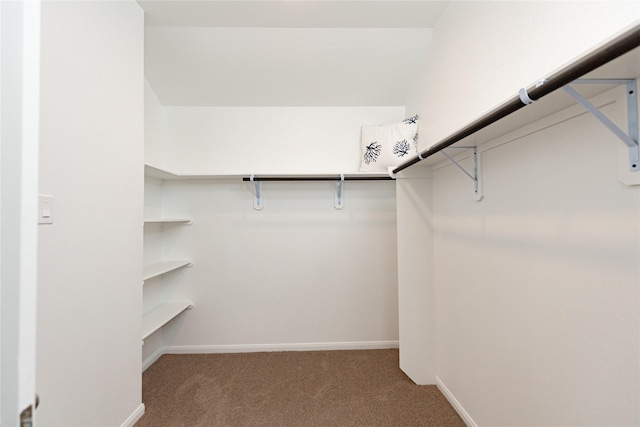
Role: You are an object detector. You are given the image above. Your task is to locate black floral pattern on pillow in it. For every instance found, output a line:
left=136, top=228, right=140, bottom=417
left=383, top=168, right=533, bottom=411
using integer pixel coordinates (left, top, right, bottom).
left=403, top=114, right=418, bottom=125
left=363, top=142, right=382, bottom=164
left=393, top=139, right=410, bottom=157
left=404, top=115, right=419, bottom=148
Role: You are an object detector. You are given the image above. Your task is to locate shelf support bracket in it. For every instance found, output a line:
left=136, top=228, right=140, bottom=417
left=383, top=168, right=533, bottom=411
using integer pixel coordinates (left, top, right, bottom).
left=564, top=79, right=639, bottom=172
left=441, top=147, right=482, bottom=201
left=335, top=174, right=345, bottom=210
left=250, top=174, right=263, bottom=210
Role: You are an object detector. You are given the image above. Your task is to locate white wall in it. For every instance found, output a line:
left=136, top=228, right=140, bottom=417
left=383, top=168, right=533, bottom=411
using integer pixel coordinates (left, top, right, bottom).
left=396, top=176, right=435, bottom=384
left=159, top=107, right=406, bottom=174
left=37, top=2, right=144, bottom=425
left=0, top=1, right=40, bottom=423
left=144, top=80, right=163, bottom=169
left=146, top=178, right=399, bottom=352
left=433, top=87, right=639, bottom=426
left=145, top=80, right=402, bottom=356
left=144, top=26, right=413, bottom=358
left=144, top=27, right=432, bottom=107
left=396, top=2, right=640, bottom=425
left=406, top=1, right=640, bottom=149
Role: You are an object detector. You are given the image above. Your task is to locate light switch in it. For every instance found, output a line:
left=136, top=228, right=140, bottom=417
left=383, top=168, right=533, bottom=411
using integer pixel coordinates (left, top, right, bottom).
left=38, top=195, right=54, bottom=224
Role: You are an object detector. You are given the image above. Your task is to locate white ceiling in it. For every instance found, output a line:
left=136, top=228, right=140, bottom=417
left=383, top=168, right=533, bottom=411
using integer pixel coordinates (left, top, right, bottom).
left=139, top=1, right=449, bottom=106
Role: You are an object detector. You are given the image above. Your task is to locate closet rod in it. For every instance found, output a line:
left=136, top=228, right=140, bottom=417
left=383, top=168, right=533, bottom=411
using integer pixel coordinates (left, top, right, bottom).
left=242, top=176, right=393, bottom=182
left=393, top=22, right=640, bottom=174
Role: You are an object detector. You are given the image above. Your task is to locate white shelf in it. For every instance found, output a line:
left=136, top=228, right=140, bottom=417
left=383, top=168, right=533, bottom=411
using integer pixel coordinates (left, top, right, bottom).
left=144, top=218, right=192, bottom=225
left=145, top=164, right=392, bottom=181
left=142, top=302, right=193, bottom=340
left=402, top=38, right=640, bottom=170
left=145, top=164, right=242, bottom=180
left=143, top=260, right=191, bottom=281
left=242, top=173, right=393, bottom=180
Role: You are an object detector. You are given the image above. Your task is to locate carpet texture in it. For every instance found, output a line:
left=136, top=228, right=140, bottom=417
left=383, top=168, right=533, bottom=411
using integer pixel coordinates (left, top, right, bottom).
left=136, top=349, right=465, bottom=427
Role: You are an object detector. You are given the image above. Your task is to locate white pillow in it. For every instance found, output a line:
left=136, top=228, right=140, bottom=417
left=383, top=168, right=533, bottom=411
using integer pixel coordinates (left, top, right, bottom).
left=359, top=115, right=418, bottom=173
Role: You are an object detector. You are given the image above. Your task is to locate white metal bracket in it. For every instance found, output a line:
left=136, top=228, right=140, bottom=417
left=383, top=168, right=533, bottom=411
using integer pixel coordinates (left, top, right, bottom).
left=250, top=174, right=263, bottom=210
left=564, top=79, right=639, bottom=172
left=335, top=174, right=345, bottom=210
left=441, top=147, right=482, bottom=201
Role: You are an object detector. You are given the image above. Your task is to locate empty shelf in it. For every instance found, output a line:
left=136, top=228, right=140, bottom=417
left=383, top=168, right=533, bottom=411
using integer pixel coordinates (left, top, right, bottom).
left=143, top=260, right=191, bottom=281
left=144, top=218, right=192, bottom=224
left=145, top=164, right=392, bottom=181
left=145, top=164, right=241, bottom=180
left=142, top=302, right=192, bottom=340
left=241, top=174, right=393, bottom=181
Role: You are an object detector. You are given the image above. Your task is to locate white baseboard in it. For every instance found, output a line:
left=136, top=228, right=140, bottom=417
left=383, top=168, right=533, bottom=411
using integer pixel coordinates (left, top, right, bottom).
left=436, top=376, right=478, bottom=427
left=142, top=346, right=166, bottom=372
left=120, top=403, right=145, bottom=427
left=142, top=341, right=399, bottom=371
left=165, top=341, right=399, bottom=354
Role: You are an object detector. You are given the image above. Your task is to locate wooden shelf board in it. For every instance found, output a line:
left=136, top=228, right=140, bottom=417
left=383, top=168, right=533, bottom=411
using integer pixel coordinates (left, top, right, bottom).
left=142, top=302, right=192, bottom=340
left=143, top=260, right=191, bottom=281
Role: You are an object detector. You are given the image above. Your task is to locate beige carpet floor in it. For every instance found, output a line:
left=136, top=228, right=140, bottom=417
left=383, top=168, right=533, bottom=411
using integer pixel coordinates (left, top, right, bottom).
left=136, top=349, right=465, bottom=427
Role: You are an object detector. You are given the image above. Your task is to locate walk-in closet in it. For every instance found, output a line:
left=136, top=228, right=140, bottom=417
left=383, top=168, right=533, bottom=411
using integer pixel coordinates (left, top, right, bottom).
left=2, top=1, right=637, bottom=426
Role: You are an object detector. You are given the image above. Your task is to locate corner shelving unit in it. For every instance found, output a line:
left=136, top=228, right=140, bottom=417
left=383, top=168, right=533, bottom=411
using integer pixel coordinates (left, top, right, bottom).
left=142, top=171, right=194, bottom=344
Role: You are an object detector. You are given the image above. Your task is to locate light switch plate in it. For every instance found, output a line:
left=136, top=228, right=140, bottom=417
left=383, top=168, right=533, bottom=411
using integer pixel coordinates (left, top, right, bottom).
left=38, top=194, right=54, bottom=224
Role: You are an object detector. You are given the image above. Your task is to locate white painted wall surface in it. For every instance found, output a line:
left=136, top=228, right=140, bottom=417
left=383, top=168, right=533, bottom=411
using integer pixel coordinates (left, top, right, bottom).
left=432, top=87, right=639, bottom=426
left=37, top=1, right=144, bottom=425
left=0, top=0, right=40, bottom=423
left=144, top=80, right=164, bottom=169
left=406, top=1, right=640, bottom=149
left=159, top=107, right=406, bottom=174
left=395, top=176, right=436, bottom=385
left=156, top=179, right=399, bottom=351
left=394, top=3, right=640, bottom=424
left=145, top=27, right=432, bottom=107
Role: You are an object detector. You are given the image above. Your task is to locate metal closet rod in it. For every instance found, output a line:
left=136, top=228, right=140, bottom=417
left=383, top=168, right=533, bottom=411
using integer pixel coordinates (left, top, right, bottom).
left=242, top=176, right=393, bottom=182
left=393, top=22, right=640, bottom=175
